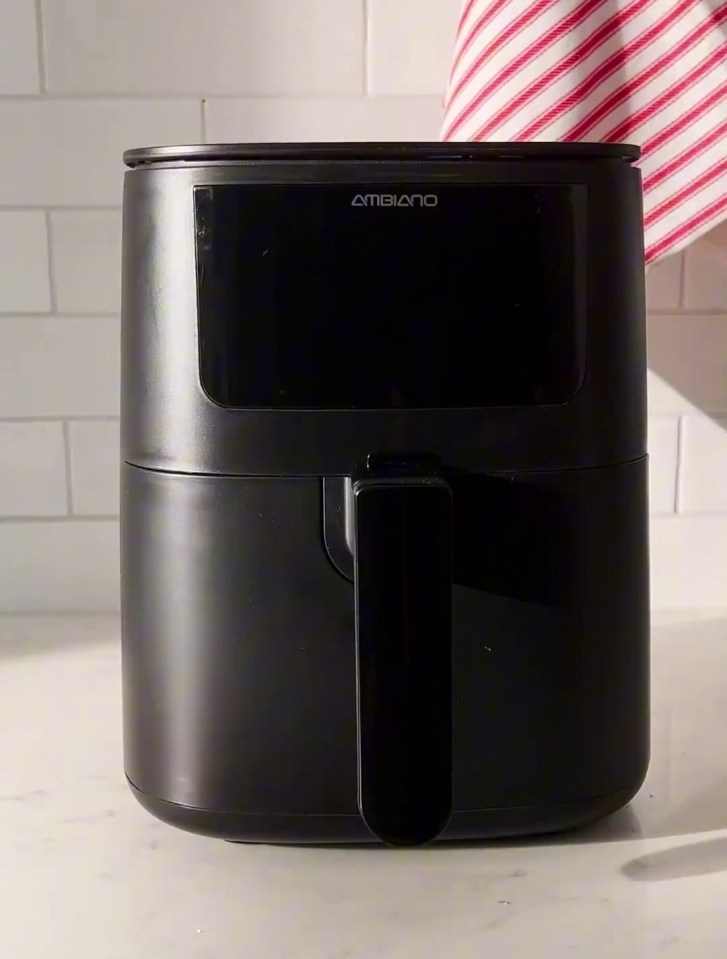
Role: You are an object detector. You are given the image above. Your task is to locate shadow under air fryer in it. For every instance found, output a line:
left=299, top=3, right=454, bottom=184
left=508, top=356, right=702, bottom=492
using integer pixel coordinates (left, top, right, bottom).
left=120, top=142, right=650, bottom=846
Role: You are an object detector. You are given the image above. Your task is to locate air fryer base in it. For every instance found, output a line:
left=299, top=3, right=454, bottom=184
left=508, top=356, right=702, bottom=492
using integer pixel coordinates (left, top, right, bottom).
left=128, top=776, right=646, bottom=845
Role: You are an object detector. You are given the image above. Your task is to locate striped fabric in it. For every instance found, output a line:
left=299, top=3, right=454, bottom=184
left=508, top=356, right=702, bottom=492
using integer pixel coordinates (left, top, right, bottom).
left=441, top=0, right=727, bottom=263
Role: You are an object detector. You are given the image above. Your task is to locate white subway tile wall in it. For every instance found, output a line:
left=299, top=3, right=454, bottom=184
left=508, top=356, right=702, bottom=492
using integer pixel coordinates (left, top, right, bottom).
left=643, top=251, right=682, bottom=310
left=0, top=423, right=67, bottom=517
left=0, top=213, right=51, bottom=312
left=0, top=0, right=725, bottom=611
left=650, top=517, right=727, bottom=610
left=0, top=318, right=120, bottom=418
left=647, top=417, right=679, bottom=514
left=68, top=420, right=121, bottom=517
left=683, top=221, right=727, bottom=310
left=41, top=0, right=364, bottom=96
left=0, top=1, right=40, bottom=93
left=367, top=0, right=459, bottom=95
left=680, top=416, right=727, bottom=514
left=50, top=212, right=122, bottom=314
left=0, top=521, right=119, bottom=612
left=204, top=96, right=445, bottom=143
left=646, top=312, right=727, bottom=413
left=0, top=100, right=200, bottom=206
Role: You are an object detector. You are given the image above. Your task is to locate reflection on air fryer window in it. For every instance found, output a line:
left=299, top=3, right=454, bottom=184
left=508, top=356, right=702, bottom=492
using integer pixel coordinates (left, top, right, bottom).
left=195, top=183, right=583, bottom=410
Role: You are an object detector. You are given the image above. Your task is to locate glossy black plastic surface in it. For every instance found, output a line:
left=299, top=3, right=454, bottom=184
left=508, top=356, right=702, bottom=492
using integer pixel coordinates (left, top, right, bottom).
left=121, top=458, right=649, bottom=841
left=130, top=782, right=641, bottom=843
left=121, top=145, right=645, bottom=476
left=195, top=183, right=581, bottom=409
left=124, top=141, right=640, bottom=166
left=121, top=142, right=649, bottom=844
left=354, top=477, right=453, bottom=845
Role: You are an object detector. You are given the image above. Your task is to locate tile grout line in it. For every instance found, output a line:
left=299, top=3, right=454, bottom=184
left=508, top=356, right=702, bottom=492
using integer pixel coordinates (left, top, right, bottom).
left=678, top=249, right=687, bottom=309
left=0, top=416, right=119, bottom=424
left=0, top=312, right=119, bottom=319
left=0, top=610, right=119, bottom=618
left=0, top=93, right=205, bottom=102
left=650, top=511, right=727, bottom=520
left=44, top=210, right=58, bottom=312
left=61, top=421, right=74, bottom=516
left=645, top=308, right=727, bottom=316
left=33, top=0, right=47, bottom=93
left=363, top=0, right=370, bottom=95
left=0, top=206, right=121, bottom=213
left=674, top=415, right=686, bottom=513
left=0, top=93, right=393, bottom=102
left=0, top=610, right=121, bottom=617
left=0, top=515, right=119, bottom=524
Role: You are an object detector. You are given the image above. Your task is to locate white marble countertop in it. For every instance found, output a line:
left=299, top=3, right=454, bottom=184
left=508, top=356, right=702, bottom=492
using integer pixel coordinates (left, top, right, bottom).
left=2, top=612, right=727, bottom=958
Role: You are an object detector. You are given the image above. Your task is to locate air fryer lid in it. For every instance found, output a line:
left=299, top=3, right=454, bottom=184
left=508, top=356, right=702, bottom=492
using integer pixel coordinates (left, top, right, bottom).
left=124, top=140, right=640, bottom=165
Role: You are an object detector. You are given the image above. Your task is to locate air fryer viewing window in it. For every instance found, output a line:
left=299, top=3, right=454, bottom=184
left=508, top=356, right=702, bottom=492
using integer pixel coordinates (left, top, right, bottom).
left=194, top=183, right=584, bottom=410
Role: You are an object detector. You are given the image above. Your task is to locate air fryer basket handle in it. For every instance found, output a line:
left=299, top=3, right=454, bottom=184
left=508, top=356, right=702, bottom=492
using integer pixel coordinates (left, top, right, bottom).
left=352, top=469, right=453, bottom=846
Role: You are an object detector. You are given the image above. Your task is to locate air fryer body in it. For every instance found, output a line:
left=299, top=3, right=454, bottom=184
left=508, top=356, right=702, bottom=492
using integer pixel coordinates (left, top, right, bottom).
left=121, top=143, right=650, bottom=844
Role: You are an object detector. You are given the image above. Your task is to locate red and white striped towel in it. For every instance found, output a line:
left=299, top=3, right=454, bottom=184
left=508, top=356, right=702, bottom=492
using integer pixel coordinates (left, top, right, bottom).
left=441, top=0, right=727, bottom=264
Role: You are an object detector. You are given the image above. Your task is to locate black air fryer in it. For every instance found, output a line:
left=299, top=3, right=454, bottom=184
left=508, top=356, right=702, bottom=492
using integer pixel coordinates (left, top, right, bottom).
left=121, top=142, right=650, bottom=846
